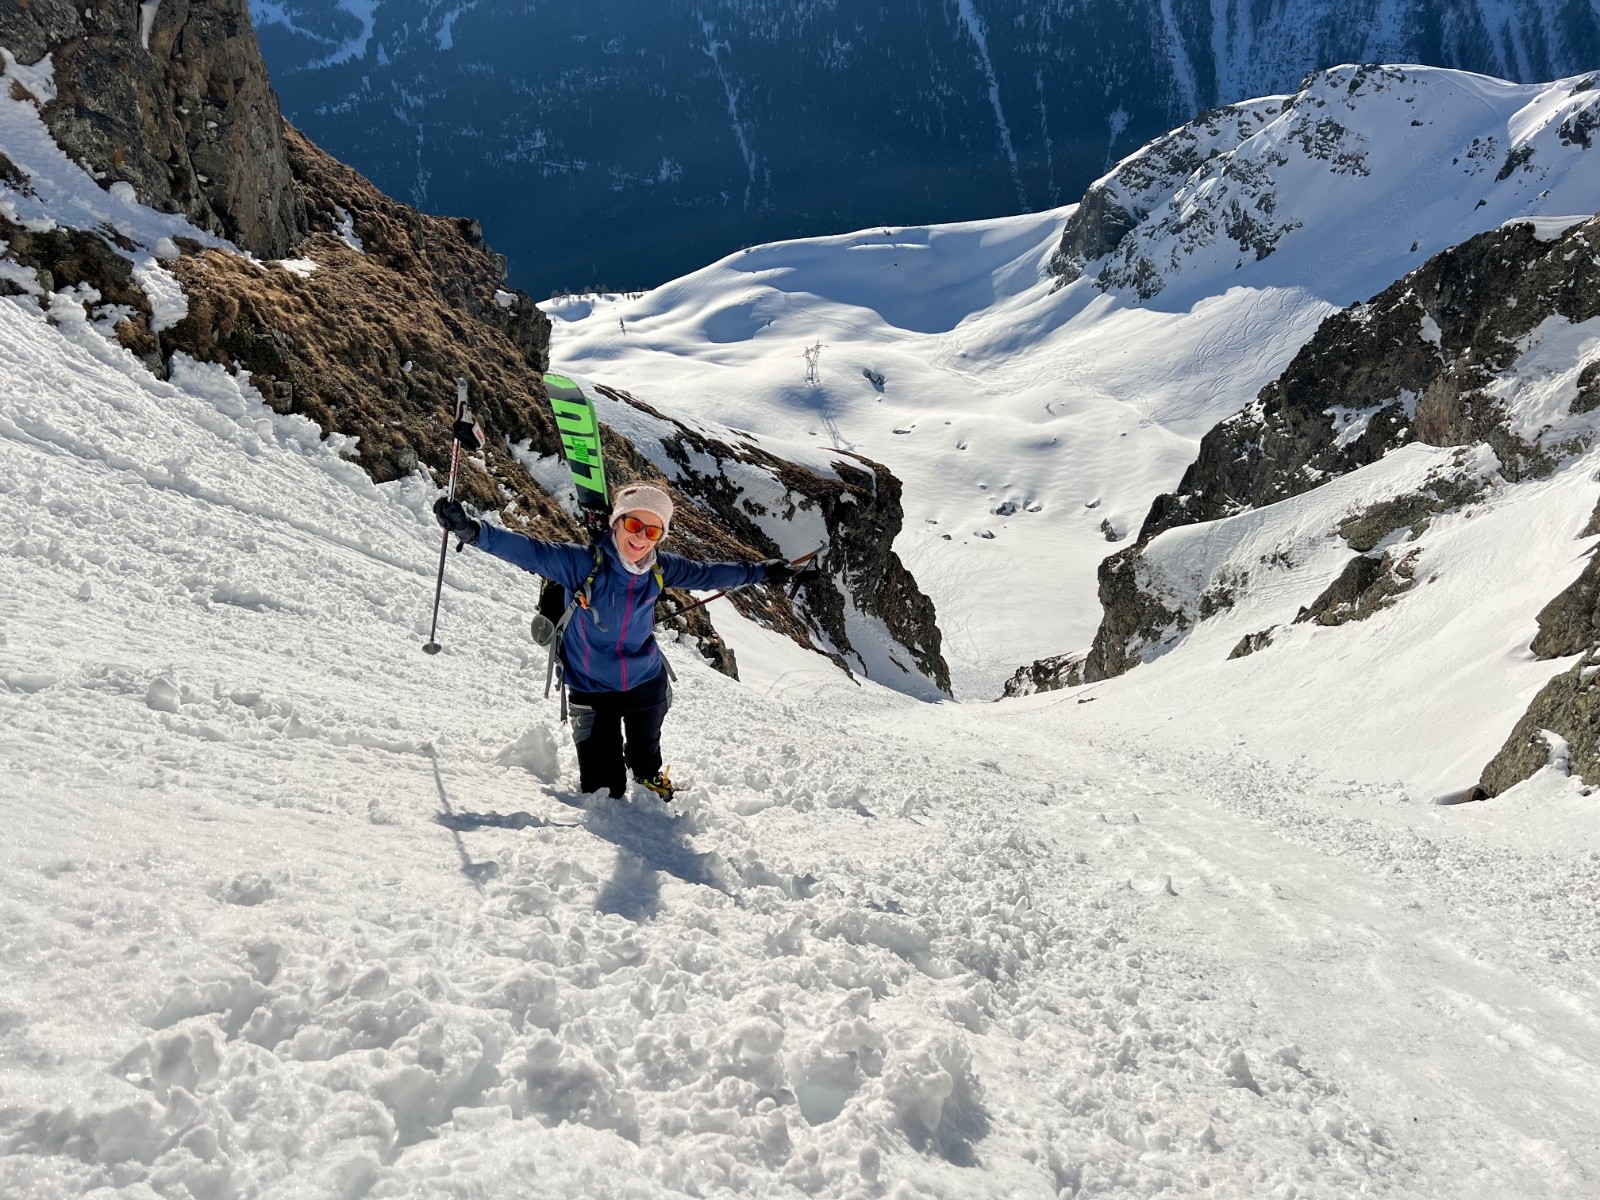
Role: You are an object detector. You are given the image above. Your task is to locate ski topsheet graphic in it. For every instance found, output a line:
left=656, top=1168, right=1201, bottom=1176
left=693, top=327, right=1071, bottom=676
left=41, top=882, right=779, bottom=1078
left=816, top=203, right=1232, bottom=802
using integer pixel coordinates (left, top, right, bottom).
left=542, top=372, right=610, bottom=521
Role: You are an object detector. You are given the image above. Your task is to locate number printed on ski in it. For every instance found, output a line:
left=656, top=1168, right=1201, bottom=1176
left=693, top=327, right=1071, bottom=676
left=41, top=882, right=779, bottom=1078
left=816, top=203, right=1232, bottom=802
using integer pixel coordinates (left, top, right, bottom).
left=542, top=372, right=610, bottom=517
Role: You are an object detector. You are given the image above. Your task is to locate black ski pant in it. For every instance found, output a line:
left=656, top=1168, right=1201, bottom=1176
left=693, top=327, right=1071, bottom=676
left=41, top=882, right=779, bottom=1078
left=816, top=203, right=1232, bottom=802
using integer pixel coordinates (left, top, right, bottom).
left=566, top=669, right=671, bottom=798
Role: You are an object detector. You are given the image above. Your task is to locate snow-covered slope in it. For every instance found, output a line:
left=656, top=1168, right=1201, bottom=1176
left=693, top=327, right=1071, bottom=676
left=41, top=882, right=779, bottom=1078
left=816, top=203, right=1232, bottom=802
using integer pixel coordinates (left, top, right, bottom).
left=541, top=65, right=1600, bottom=699
left=5, top=51, right=1600, bottom=1200
left=5, top=209, right=1600, bottom=1200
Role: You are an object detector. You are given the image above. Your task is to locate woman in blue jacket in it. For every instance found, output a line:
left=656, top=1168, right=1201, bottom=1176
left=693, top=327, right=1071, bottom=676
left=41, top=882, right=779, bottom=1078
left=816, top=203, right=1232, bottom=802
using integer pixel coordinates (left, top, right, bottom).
left=433, top=483, right=805, bottom=801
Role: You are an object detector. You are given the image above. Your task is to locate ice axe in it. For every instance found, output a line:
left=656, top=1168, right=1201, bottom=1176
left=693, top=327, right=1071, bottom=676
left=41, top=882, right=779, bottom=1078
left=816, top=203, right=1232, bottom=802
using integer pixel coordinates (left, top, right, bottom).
left=422, top=378, right=486, bottom=655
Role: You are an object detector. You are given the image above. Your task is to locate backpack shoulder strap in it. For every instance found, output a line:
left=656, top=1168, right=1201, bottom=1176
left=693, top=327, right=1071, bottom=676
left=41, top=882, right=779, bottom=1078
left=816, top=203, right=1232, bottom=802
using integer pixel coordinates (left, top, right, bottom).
left=544, top=543, right=611, bottom=709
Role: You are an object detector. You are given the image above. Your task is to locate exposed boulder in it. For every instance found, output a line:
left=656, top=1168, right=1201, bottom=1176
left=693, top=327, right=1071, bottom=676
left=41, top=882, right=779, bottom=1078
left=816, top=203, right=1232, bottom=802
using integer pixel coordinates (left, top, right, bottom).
left=1082, top=546, right=1188, bottom=684
left=1294, top=550, right=1420, bottom=627
left=1475, top=540, right=1600, bottom=796
left=0, top=0, right=307, bottom=258
left=1001, top=653, right=1085, bottom=699
left=1227, top=629, right=1277, bottom=660
left=1529, top=550, right=1600, bottom=659
left=1477, top=652, right=1600, bottom=797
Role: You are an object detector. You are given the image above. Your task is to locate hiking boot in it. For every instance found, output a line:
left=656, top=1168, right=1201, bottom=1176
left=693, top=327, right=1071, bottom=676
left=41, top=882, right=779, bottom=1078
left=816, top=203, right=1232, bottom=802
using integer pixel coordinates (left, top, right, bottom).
left=640, top=768, right=675, bottom=803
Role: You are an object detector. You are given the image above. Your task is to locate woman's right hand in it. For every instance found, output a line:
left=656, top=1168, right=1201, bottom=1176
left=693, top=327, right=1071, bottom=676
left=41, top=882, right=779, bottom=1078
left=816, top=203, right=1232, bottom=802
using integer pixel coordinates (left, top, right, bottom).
left=433, top=498, right=481, bottom=545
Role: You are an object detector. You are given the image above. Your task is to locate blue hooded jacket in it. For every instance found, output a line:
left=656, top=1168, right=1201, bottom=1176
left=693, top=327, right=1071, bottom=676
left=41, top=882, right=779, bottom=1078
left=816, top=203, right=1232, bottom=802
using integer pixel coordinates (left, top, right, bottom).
left=476, top=524, right=766, bottom=693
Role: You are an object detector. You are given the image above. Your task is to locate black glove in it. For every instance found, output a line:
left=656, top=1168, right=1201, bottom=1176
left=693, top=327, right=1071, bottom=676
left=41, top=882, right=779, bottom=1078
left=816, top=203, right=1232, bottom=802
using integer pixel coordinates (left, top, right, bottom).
left=433, top=497, right=481, bottom=545
left=762, top=558, right=821, bottom=587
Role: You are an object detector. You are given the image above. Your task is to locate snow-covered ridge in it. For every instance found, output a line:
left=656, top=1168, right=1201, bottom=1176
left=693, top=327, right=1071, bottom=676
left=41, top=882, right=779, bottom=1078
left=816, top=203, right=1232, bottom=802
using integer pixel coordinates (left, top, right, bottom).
left=1057, top=65, right=1600, bottom=303
left=252, top=0, right=1600, bottom=297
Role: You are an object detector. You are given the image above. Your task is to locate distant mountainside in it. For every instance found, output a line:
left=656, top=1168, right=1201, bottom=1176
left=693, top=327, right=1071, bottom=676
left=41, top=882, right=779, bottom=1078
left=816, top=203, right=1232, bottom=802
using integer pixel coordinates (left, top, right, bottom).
left=255, top=0, right=1600, bottom=297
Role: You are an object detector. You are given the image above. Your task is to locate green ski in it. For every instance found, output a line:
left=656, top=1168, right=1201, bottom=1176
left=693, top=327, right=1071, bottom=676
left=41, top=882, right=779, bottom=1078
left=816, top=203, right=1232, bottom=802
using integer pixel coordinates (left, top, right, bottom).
left=542, top=372, right=610, bottom=531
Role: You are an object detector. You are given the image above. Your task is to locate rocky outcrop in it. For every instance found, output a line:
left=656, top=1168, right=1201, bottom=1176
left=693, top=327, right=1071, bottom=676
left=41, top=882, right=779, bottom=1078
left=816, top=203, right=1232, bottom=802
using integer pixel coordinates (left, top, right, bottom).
left=1, top=0, right=306, bottom=258
left=1001, top=653, right=1085, bottom=698
left=1336, top=476, right=1486, bottom=551
left=1142, top=216, right=1600, bottom=543
left=1048, top=97, right=1287, bottom=294
left=1227, top=629, right=1276, bottom=660
left=1474, top=550, right=1600, bottom=797
left=1294, top=549, right=1420, bottom=627
left=164, top=129, right=556, bottom=499
left=1477, top=650, right=1600, bottom=797
left=592, top=387, right=952, bottom=697
left=1081, top=546, right=1188, bottom=684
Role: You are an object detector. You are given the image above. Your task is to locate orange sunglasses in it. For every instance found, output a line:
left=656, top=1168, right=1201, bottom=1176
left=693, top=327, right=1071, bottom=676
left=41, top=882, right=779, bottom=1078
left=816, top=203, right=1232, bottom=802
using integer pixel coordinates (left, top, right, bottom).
left=619, top=514, right=665, bottom=541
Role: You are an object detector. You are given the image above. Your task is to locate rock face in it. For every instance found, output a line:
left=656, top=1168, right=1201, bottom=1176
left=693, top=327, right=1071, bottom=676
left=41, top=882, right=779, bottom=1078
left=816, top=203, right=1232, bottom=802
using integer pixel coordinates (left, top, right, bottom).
left=1001, top=653, right=1085, bottom=699
left=590, top=387, right=952, bottom=699
left=164, top=129, right=558, bottom=502
left=1477, top=652, right=1600, bottom=799
left=0, top=0, right=306, bottom=258
left=1476, top=552, right=1600, bottom=796
left=1139, top=214, right=1600, bottom=546
left=1081, top=545, right=1189, bottom=684
left=1293, top=550, right=1420, bottom=628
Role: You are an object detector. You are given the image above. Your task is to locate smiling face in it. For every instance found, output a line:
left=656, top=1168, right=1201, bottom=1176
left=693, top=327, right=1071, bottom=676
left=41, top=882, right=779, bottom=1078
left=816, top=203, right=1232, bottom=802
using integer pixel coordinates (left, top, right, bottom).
left=614, top=509, right=666, bottom=564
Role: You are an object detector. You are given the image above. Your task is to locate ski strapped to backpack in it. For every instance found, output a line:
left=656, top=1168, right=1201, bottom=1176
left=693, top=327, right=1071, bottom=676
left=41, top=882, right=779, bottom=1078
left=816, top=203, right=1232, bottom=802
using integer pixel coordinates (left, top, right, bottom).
left=537, top=371, right=676, bottom=721
left=542, top=371, right=610, bottom=537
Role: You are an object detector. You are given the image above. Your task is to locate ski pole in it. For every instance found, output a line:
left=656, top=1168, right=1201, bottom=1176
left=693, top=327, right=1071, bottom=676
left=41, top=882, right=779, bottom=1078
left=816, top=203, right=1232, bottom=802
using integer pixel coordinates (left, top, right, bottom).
left=423, top=378, right=473, bottom=655
left=656, top=547, right=822, bottom=626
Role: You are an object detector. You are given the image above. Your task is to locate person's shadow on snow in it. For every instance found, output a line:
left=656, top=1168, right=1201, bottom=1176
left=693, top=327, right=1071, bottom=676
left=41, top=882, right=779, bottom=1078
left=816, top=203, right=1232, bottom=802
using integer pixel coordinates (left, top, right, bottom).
left=562, top=794, right=729, bottom=922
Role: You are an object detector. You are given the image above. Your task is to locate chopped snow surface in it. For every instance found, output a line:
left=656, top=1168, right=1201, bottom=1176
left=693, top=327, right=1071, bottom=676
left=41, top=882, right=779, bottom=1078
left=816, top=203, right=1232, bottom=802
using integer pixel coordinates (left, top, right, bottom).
left=4, top=249, right=1600, bottom=1197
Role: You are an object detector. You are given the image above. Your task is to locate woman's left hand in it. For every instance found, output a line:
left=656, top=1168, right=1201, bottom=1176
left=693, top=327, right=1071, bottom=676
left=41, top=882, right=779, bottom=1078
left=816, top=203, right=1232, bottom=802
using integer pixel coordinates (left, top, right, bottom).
left=762, top=558, right=821, bottom=587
